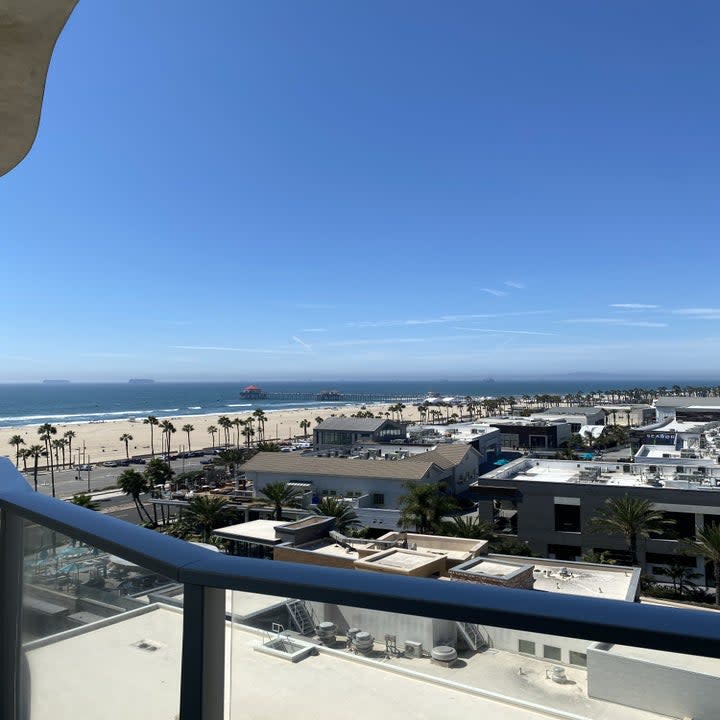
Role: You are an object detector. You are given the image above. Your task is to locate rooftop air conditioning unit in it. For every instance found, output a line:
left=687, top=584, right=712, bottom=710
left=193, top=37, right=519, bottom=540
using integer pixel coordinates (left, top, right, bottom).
left=405, top=640, right=423, bottom=658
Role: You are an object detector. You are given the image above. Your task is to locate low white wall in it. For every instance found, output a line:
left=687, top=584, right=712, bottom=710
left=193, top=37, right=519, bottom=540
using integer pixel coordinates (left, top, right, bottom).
left=587, top=643, right=720, bottom=719
left=309, top=602, right=456, bottom=651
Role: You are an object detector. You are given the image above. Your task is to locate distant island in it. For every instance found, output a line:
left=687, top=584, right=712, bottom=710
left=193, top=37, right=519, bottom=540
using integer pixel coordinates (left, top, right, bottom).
left=128, top=378, right=155, bottom=384
left=42, top=379, right=70, bottom=384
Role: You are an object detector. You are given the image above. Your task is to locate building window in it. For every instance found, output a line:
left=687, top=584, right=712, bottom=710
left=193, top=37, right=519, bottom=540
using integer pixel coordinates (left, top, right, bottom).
left=569, top=651, right=587, bottom=667
left=656, top=512, right=695, bottom=540
left=518, top=640, right=536, bottom=655
left=543, top=645, right=562, bottom=661
left=373, top=493, right=385, bottom=506
left=554, top=504, right=581, bottom=533
left=547, top=544, right=582, bottom=561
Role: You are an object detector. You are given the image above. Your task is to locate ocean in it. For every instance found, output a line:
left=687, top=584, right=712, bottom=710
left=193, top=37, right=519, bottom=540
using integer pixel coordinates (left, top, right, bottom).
left=0, top=378, right=708, bottom=429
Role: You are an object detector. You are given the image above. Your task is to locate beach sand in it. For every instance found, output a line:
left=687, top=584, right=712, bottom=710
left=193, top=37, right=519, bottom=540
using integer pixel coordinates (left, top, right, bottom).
left=1, top=403, right=424, bottom=467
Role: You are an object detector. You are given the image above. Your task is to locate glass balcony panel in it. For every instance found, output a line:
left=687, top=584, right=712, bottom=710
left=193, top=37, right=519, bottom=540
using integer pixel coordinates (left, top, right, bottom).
left=227, top=591, right=720, bottom=720
left=21, top=520, right=183, bottom=719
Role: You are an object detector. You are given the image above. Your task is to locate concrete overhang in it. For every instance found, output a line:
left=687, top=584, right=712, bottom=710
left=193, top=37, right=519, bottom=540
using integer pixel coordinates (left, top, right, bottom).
left=0, top=0, right=79, bottom=176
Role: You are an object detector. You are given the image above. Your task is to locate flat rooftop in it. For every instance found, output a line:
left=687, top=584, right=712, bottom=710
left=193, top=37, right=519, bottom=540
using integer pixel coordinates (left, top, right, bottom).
left=354, top=548, right=445, bottom=576
left=528, top=560, right=636, bottom=601
left=603, top=643, right=720, bottom=676
left=477, top=458, right=720, bottom=490
left=213, top=519, right=287, bottom=544
left=25, top=605, right=667, bottom=720
left=296, top=538, right=360, bottom=560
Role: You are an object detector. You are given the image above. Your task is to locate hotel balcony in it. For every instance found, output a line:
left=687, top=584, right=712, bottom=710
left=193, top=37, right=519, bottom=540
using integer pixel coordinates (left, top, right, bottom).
left=1, top=456, right=720, bottom=720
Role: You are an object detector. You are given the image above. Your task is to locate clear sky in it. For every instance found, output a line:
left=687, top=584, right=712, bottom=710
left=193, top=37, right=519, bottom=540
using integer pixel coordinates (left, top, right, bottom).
left=2, top=1, right=719, bottom=381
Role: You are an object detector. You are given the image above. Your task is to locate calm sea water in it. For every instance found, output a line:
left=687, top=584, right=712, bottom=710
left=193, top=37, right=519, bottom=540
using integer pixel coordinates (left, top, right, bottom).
left=0, top=379, right=707, bottom=429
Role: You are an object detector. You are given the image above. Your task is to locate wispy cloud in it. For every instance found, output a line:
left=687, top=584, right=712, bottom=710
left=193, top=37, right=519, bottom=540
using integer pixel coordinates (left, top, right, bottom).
left=347, top=310, right=548, bottom=329
left=327, top=337, right=427, bottom=347
left=673, top=308, right=720, bottom=319
left=564, top=318, right=667, bottom=328
left=610, top=303, right=659, bottom=310
left=292, top=336, right=312, bottom=351
left=78, top=352, right=138, bottom=358
left=173, top=345, right=304, bottom=355
left=296, top=303, right=335, bottom=310
left=480, top=288, right=508, bottom=297
left=451, top=327, right=558, bottom=336
left=504, top=281, right=525, bottom=289
left=302, top=328, right=327, bottom=333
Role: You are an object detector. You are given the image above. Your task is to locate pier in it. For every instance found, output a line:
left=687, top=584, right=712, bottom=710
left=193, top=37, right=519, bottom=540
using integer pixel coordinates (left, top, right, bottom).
left=244, top=392, right=424, bottom=404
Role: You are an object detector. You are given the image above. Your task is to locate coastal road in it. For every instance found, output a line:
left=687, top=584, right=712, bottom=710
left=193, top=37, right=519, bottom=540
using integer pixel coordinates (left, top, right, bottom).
left=23, top=455, right=209, bottom=499
left=14, top=456, right=212, bottom=526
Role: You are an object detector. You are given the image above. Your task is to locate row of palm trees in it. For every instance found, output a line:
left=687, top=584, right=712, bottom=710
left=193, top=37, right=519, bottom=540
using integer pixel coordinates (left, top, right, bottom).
left=8, top=424, right=80, bottom=496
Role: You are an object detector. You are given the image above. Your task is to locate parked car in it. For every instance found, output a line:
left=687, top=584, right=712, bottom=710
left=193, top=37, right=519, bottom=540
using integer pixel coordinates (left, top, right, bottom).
left=75, top=464, right=93, bottom=471
left=103, top=461, right=119, bottom=467
left=129, top=457, right=146, bottom=465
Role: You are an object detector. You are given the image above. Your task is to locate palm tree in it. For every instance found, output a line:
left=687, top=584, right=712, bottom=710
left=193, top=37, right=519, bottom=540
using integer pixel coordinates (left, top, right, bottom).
left=38, top=423, right=57, bottom=497
left=590, top=495, right=673, bottom=566
left=143, top=416, right=159, bottom=456
left=683, top=523, right=720, bottom=605
left=19, top=447, right=30, bottom=472
left=217, top=416, right=232, bottom=448
left=182, top=496, right=238, bottom=543
left=315, top=416, right=324, bottom=426
left=159, top=420, right=176, bottom=455
left=182, top=424, right=194, bottom=452
left=299, top=419, right=311, bottom=439
left=117, top=468, right=153, bottom=524
left=9, top=435, right=25, bottom=468
left=70, top=493, right=100, bottom=511
left=64, top=430, right=76, bottom=466
left=119, top=433, right=133, bottom=459
left=242, top=422, right=255, bottom=448
left=258, top=482, right=304, bottom=520
left=449, top=516, right=495, bottom=539
left=27, top=444, right=46, bottom=492
left=207, top=425, right=218, bottom=449
left=398, top=482, right=459, bottom=534
left=144, top=458, right=174, bottom=490
left=58, top=437, right=68, bottom=469
left=313, top=497, right=360, bottom=532
left=659, top=562, right=701, bottom=596
left=215, top=448, right=246, bottom=487
left=51, top=438, right=63, bottom=468
left=253, top=409, right=268, bottom=441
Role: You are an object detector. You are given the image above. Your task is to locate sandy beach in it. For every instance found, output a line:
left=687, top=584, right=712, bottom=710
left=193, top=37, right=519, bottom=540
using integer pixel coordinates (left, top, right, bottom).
left=1, top=403, right=423, bottom=467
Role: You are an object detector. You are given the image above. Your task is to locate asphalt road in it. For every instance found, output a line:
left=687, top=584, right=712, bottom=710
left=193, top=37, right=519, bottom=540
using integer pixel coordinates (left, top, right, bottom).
left=15, top=455, right=211, bottom=526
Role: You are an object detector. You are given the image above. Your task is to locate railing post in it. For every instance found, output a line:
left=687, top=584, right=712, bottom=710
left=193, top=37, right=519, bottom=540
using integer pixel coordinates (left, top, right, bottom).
left=180, top=583, right=225, bottom=720
left=0, top=510, right=24, bottom=720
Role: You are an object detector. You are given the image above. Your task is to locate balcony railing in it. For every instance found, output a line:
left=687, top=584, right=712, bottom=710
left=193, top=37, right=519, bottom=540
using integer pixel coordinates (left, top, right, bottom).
left=1, top=456, right=719, bottom=719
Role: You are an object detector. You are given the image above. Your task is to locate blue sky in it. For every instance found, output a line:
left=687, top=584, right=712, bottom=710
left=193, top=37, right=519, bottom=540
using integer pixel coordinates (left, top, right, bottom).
left=2, top=1, right=719, bottom=381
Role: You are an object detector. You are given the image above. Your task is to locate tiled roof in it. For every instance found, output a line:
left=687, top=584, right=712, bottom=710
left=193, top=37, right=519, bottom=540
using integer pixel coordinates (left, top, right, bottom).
left=242, top=452, right=438, bottom=480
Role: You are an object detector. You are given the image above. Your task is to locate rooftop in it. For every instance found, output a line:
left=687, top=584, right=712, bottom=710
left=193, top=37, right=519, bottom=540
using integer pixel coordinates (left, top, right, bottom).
left=353, top=548, right=446, bottom=576
left=315, top=417, right=400, bottom=432
left=655, top=396, right=720, bottom=408
left=213, top=519, right=288, bottom=544
left=476, top=457, right=720, bottom=490
left=533, top=406, right=603, bottom=416
left=241, top=451, right=442, bottom=480
left=24, top=604, right=671, bottom=720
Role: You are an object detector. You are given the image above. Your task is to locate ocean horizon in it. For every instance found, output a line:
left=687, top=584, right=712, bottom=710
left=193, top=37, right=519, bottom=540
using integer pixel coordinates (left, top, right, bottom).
left=0, top=378, right=716, bottom=429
